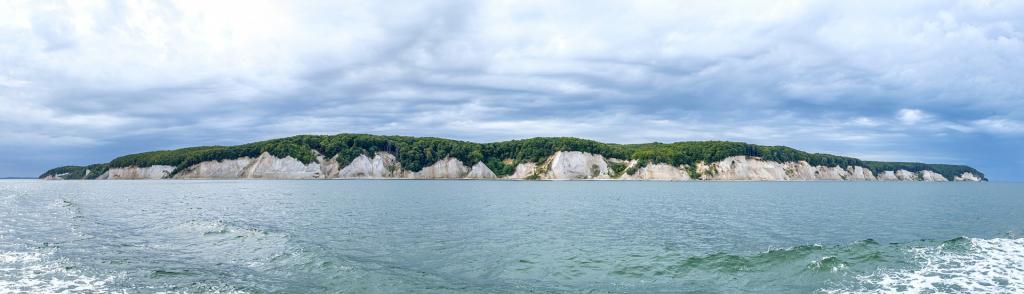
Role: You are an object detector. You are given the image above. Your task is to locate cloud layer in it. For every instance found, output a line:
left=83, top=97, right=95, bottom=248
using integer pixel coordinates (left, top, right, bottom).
left=2, top=0, right=1022, bottom=179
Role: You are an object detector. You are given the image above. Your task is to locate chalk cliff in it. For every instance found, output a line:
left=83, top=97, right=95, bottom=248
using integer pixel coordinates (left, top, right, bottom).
left=337, top=153, right=402, bottom=178
left=466, top=162, right=497, bottom=179
left=171, top=153, right=324, bottom=179
left=412, top=157, right=471, bottom=179
left=954, top=172, right=982, bottom=182
left=78, top=151, right=987, bottom=182
left=40, top=134, right=989, bottom=181
left=543, top=151, right=614, bottom=179
left=619, top=162, right=691, bottom=181
left=99, top=165, right=174, bottom=180
left=919, top=170, right=949, bottom=182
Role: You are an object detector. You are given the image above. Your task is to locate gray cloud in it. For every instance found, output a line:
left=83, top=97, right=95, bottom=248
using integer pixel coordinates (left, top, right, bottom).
left=1, top=0, right=1023, bottom=179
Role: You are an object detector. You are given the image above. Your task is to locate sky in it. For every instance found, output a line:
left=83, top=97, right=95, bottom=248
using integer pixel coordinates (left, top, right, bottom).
left=1, top=0, right=1022, bottom=180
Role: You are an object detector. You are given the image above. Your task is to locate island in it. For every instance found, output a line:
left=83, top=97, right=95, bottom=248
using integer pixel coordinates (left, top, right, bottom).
left=40, top=134, right=985, bottom=181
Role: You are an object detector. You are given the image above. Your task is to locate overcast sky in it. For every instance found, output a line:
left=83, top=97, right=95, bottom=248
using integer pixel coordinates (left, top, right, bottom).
left=2, top=0, right=1022, bottom=180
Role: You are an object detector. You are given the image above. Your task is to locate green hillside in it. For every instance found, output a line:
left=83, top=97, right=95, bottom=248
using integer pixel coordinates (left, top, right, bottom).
left=40, top=134, right=985, bottom=180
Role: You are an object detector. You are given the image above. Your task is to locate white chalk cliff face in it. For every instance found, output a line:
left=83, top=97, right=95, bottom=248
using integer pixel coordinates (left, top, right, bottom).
left=43, top=173, right=70, bottom=180
left=337, top=152, right=402, bottom=178
left=509, top=162, right=539, bottom=179
left=954, top=172, right=982, bottom=182
left=99, top=165, right=175, bottom=179
left=619, top=162, right=691, bottom=181
left=544, top=151, right=613, bottom=179
left=173, top=152, right=325, bottom=179
left=466, top=162, right=497, bottom=179
left=84, top=149, right=985, bottom=182
left=413, top=157, right=470, bottom=179
left=920, top=170, right=949, bottom=182
left=846, top=166, right=875, bottom=181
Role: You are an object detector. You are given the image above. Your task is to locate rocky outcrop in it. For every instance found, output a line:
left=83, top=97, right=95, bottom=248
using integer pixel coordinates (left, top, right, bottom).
left=337, top=152, right=403, bottom=178
left=877, top=170, right=919, bottom=181
left=99, top=165, right=175, bottom=179
left=466, top=162, right=497, bottom=179
left=620, top=163, right=691, bottom=181
left=896, top=170, right=919, bottom=181
left=877, top=171, right=898, bottom=181
left=174, top=157, right=253, bottom=179
left=171, top=152, right=490, bottom=180
left=544, top=151, right=613, bottom=179
left=699, top=156, right=789, bottom=180
left=244, top=153, right=323, bottom=179
left=845, top=166, right=875, bottom=180
left=317, top=152, right=341, bottom=178
left=697, top=156, right=880, bottom=181
left=412, top=157, right=470, bottom=179
left=509, top=162, right=539, bottom=179
left=919, top=170, right=949, bottom=182
left=43, top=173, right=69, bottom=180
left=954, top=172, right=983, bottom=182
left=173, top=153, right=324, bottom=179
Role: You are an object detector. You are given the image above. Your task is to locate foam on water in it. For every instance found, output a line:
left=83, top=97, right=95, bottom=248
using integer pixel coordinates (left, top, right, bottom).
left=4, top=180, right=1024, bottom=292
left=809, top=256, right=848, bottom=273
left=825, top=237, right=1024, bottom=293
left=0, top=250, right=115, bottom=293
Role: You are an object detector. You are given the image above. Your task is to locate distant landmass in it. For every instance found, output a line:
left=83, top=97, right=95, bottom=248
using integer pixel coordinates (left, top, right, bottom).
left=40, top=134, right=985, bottom=181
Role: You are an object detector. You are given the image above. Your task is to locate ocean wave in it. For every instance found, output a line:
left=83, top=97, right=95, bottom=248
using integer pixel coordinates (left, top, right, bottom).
left=601, top=236, right=1022, bottom=292
left=654, top=243, right=841, bottom=275
left=0, top=250, right=116, bottom=293
left=167, top=219, right=292, bottom=269
left=822, top=237, right=1024, bottom=293
left=175, top=219, right=272, bottom=238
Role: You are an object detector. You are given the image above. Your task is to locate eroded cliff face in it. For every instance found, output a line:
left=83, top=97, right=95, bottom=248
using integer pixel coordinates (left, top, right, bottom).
left=337, top=153, right=402, bottom=178
left=846, top=166, right=876, bottom=181
left=82, top=149, right=984, bottom=182
left=920, top=170, right=949, bottom=182
left=43, top=173, right=69, bottom=180
left=466, top=162, right=497, bottom=179
left=244, top=153, right=323, bottom=179
left=544, top=151, right=614, bottom=179
left=699, top=156, right=789, bottom=180
left=317, top=152, right=341, bottom=178
left=173, top=152, right=325, bottom=179
left=619, top=162, right=691, bottom=181
left=413, top=157, right=470, bottom=179
left=99, top=165, right=175, bottom=180
left=877, top=170, right=919, bottom=181
left=954, top=172, right=982, bottom=182
left=509, top=162, right=539, bottom=179
left=454, top=154, right=973, bottom=181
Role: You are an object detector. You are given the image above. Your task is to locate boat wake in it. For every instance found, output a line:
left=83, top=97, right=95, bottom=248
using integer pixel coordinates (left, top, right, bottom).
left=824, top=237, right=1024, bottom=293
left=0, top=250, right=115, bottom=293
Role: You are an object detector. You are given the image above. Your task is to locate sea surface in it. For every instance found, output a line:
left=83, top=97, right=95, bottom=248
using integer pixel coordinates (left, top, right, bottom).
left=1, top=180, right=1022, bottom=293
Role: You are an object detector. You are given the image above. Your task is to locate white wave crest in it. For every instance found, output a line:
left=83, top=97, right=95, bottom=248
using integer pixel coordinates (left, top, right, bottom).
left=827, top=237, right=1024, bottom=293
left=0, top=250, right=115, bottom=293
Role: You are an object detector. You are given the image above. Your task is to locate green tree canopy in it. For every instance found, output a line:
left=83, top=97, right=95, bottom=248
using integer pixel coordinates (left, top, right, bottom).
left=41, top=133, right=985, bottom=180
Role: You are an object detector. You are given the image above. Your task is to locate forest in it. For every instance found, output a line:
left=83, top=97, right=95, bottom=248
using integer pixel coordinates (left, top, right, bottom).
left=41, top=134, right=984, bottom=180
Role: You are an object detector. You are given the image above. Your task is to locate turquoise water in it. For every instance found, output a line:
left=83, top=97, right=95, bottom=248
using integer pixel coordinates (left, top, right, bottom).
left=1, top=180, right=1022, bottom=293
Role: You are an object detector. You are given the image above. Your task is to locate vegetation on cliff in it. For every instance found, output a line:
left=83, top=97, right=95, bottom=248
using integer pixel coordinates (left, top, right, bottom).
left=40, top=134, right=985, bottom=180
left=40, top=163, right=109, bottom=180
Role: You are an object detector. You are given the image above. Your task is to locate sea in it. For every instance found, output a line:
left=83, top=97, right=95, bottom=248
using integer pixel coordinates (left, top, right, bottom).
left=1, top=180, right=1022, bottom=293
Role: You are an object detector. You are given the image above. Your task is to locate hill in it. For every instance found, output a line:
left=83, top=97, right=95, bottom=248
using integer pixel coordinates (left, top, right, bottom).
left=40, top=134, right=985, bottom=181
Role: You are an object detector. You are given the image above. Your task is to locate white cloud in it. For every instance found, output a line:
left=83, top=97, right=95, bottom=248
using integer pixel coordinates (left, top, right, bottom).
left=851, top=117, right=882, bottom=127
left=973, top=118, right=1024, bottom=134
left=0, top=75, right=29, bottom=88
left=897, top=108, right=929, bottom=125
